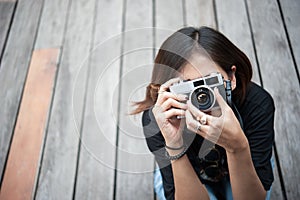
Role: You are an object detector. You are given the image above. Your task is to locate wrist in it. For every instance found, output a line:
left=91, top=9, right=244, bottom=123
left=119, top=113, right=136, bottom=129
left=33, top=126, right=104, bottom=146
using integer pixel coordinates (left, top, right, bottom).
left=165, top=138, right=185, bottom=156
left=165, top=138, right=184, bottom=150
left=226, top=136, right=249, bottom=154
left=165, top=144, right=188, bottom=160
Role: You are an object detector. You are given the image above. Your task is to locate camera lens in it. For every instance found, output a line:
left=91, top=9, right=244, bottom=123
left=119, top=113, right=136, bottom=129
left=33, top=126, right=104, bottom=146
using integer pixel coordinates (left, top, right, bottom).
left=197, top=93, right=209, bottom=105
left=190, top=86, right=215, bottom=111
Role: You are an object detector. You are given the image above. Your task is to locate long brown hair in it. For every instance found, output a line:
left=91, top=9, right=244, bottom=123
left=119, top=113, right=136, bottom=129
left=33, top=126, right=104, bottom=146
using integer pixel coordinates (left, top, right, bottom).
left=131, top=26, right=252, bottom=114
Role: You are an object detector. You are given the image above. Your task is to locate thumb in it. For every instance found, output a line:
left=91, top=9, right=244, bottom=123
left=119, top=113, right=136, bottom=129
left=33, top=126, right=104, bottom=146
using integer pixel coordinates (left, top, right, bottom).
left=214, top=87, right=228, bottom=111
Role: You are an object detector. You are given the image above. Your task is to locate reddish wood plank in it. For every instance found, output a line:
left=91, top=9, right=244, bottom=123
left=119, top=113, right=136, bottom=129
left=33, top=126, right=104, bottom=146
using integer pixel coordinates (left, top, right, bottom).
left=0, top=48, right=60, bottom=200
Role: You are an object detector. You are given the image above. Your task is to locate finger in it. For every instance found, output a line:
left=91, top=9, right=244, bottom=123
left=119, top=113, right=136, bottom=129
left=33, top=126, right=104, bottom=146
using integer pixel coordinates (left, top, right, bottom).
left=214, top=87, right=228, bottom=111
left=187, top=101, right=213, bottom=123
left=164, top=108, right=185, bottom=119
left=161, top=98, right=187, bottom=111
left=159, top=77, right=181, bottom=92
left=156, top=92, right=188, bottom=105
left=186, top=111, right=221, bottom=144
left=185, top=110, right=209, bottom=136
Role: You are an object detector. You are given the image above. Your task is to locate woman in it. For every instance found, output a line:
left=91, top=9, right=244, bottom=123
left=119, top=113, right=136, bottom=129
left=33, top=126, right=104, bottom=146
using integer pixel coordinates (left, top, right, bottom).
left=132, top=27, right=274, bottom=200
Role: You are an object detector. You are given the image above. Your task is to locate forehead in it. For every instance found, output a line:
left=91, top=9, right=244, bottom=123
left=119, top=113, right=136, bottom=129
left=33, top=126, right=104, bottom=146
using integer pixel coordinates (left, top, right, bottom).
left=179, top=54, right=223, bottom=80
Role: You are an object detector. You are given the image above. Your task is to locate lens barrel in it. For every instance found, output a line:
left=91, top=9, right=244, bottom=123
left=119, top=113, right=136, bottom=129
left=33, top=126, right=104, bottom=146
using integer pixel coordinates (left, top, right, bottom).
left=190, top=86, right=215, bottom=111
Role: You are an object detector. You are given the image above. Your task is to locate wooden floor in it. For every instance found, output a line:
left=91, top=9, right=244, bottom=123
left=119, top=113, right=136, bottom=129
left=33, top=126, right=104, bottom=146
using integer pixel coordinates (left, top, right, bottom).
left=0, top=0, right=299, bottom=199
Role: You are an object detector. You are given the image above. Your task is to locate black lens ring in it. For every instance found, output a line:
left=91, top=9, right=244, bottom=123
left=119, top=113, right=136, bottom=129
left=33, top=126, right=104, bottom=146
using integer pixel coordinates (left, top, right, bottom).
left=190, top=85, right=215, bottom=112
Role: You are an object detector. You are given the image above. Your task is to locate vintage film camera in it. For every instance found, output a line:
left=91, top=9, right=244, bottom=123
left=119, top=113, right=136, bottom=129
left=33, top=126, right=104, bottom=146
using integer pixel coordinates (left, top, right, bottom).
left=170, top=72, right=232, bottom=114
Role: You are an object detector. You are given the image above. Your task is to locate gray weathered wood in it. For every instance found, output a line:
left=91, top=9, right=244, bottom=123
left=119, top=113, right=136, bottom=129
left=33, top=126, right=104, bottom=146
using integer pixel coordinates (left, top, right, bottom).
left=279, top=0, right=300, bottom=74
left=33, top=0, right=70, bottom=198
left=271, top=152, right=284, bottom=200
left=247, top=0, right=300, bottom=198
left=185, top=0, right=284, bottom=197
left=0, top=0, right=16, bottom=61
left=215, top=0, right=260, bottom=84
left=34, top=0, right=95, bottom=199
left=74, top=0, right=123, bottom=199
left=216, top=1, right=284, bottom=196
left=155, top=0, right=184, bottom=52
left=0, top=48, right=59, bottom=200
left=185, top=0, right=216, bottom=29
left=0, top=0, right=44, bottom=184
left=34, top=0, right=70, bottom=49
left=115, top=0, right=154, bottom=199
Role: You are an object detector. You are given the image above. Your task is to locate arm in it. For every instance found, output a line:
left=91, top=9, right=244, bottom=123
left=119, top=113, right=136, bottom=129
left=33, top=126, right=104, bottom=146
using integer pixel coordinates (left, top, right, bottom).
left=143, top=110, right=209, bottom=200
left=186, top=88, right=271, bottom=199
left=226, top=143, right=266, bottom=200
left=170, top=155, right=209, bottom=200
left=151, top=78, right=210, bottom=199
left=166, top=142, right=209, bottom=200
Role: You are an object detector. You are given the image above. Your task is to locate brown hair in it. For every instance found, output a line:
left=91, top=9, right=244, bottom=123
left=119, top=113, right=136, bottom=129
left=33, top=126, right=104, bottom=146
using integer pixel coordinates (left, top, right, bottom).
left=131, top=26, right=252, bottom=114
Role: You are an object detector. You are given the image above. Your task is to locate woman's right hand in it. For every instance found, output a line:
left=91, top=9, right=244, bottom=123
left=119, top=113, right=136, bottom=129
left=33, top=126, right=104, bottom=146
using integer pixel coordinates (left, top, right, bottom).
left=152, top=78, right=188, bottom=148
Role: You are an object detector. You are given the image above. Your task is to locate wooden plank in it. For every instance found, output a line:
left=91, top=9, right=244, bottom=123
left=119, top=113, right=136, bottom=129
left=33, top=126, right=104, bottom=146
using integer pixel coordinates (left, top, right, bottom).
left=0, top=48, right=59, bottom=200
left=73, top=0, right=123, bottom=199
left=246, top=0, right=300, bottom=198
left=215, top=1, right=284, bottom=197
left=155, top=0, right=184, bottom=51
left=279, top=0, right=300, bottom=74
left=34, top=0, right=96, bottom=199
left=0, top=0, right=16, bottom=61
left=34, top=0, right=70, bottom=49
left=215, top=0, right=260, bottom=84
left=183, top=1, right=284, bottom=198
left=115, top=0, right=154, bottom=199
left=271, top=152, right=284, bottom=200
left=0, top=0, right=44, bottom=184
left=185, top=0, right=216, bottom=28
left=31, top=0, right=70, bottom=197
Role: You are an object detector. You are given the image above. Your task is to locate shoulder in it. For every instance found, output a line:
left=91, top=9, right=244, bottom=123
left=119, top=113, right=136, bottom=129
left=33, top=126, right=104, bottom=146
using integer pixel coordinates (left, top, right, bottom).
left=238, top=82, right=275, bottom=136
left=142, top=108, right=165, bottom=152
left=142, top=109, right=151, bottom=126
left=142, top=108, right=160, bottom=135
left=241, top=82, right=275, bottom=113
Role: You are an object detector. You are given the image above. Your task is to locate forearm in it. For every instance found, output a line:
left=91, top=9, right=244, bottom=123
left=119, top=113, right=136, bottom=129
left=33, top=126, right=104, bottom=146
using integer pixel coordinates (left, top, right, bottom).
left=226, top=144, right=266, bottom=200
left=169, top=154, right=209, bottom=200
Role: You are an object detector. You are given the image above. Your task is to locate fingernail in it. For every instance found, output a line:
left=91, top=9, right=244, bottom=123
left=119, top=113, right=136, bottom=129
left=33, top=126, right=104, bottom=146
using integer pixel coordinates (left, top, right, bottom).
left=179, top=94, right=188, bottom=100
left=186, top=100, right=190, bottom=105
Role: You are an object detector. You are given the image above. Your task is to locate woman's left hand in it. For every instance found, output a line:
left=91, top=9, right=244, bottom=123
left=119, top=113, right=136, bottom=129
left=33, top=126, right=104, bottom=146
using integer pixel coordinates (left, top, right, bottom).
left=185, top=87, right=248, bottom=153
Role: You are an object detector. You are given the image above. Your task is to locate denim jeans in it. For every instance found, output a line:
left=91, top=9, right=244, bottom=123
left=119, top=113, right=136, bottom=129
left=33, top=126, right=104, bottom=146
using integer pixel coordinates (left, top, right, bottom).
left=154, top=158, right=274, bottom=200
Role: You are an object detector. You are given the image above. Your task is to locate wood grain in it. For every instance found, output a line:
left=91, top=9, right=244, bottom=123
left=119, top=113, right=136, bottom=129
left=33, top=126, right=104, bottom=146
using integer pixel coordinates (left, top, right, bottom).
left=115, top=0, right=154, bottom=199
left=74, top=0, right=123, bottom=199
left=33, top=0, right=70, bottom=198
left=0, top=0, right=16, bottom=2
left=247, top=0, right=300, bottom=198
left=279, top=0, right=300, bottom=74
left=271, top=151, right=284, bottom=200
left=0, top=0, right=44, bottom=184
left=0, top=48, right=59, bottom=200
left=155, top=0, right=184, bottom=53
left=0, top=0, right=16, bottom=61
left=215, top=0, right=260, bottom=84
left=185, top=0, right=216, bottom=28
left=34, top=0, right=70, bottom=49
left=34, top=0, right=95, bottom=199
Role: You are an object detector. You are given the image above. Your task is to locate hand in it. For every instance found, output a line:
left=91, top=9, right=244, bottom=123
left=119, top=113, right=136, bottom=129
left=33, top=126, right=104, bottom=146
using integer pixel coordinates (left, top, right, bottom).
left=152, top=78, right=188, bottom=148
left=185, top=87, right=248, bottom=153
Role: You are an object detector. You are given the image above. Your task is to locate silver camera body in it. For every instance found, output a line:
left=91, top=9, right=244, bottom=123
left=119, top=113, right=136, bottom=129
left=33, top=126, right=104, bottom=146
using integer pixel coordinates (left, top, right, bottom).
left=170, top=72, right=227, bottom=113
